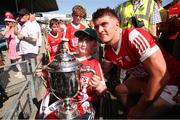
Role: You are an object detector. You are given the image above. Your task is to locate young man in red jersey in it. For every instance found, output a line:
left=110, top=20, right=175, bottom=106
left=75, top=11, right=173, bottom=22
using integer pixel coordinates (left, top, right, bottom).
left=46, top=18, right=63, bottom=61
left=65, top=5, right=86, bottom=55
left=92, top=7, right=180, bottom=118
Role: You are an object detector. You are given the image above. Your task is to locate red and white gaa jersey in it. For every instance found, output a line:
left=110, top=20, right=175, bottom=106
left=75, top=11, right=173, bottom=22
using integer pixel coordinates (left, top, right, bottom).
left=65, top=22, right=85, bottom=53
left=47, top=32, right=62, bottom=59
left=104, top=28, right=180, bottom=86
left=104, top=28, right=158, bottom=76
left=75, top=56, right=105, bottom=115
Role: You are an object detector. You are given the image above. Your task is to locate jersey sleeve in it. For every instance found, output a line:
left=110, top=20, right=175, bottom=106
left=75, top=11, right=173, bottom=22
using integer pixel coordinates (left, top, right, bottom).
left=128, top=28, right=160, bottom=62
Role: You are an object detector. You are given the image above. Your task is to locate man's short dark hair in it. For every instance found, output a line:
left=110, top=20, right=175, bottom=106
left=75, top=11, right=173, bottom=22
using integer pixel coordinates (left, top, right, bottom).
left=92, top=7, right=119, bottom=22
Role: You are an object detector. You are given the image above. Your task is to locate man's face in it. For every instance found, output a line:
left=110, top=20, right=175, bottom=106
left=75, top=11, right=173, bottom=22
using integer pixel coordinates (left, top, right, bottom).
left=93, top=16, right=118, bottom=45
left=20, top=14, right=29, bottom=23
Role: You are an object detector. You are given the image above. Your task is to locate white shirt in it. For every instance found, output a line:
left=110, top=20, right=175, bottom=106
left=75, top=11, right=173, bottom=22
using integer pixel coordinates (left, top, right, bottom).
left=31, top=20, right=42, bottom=47
left=19, top=20, right=39, bottom=54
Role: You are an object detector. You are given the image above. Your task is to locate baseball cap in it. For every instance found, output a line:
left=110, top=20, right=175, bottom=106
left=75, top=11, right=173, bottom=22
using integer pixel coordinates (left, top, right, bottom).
left=4, top=15, right=16, bottom=22
left=18, top=8, right=30, bottom=16
left=74, top=28, right=100, bottom=42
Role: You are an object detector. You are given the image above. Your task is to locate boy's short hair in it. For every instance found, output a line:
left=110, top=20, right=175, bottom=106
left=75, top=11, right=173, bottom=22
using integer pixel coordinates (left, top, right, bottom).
left=72, top=5, right=87, bottom=18
left=92, top=7, right=119, bottom=22
left=49, top=18, right=59, bottom=28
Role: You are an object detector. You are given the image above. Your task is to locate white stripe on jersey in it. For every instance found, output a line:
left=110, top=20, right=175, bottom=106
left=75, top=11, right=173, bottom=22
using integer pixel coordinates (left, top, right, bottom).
left=129, top=29, right=150, bottom=55
left=103, top=58, right=112, bottom=63
left=140, top=45, right=159, bottom=62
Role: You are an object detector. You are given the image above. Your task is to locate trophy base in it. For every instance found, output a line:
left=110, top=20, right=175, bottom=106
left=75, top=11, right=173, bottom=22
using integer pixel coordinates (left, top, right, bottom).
left=56, top=108, right=79, bottom=119
left=56, top=100, right=80, bottom=119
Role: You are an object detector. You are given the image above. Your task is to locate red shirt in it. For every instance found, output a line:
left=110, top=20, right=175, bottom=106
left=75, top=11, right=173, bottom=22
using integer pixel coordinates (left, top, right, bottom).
left=47, top=32, right=62, bottom=59
left=104, top=28, right=180, bottom=86
left=65, top=22, right=85, bottom=53
left=74, top=56, right=104, bottom=115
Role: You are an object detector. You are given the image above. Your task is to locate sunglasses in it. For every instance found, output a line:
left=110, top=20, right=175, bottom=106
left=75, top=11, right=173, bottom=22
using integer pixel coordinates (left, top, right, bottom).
left=74, top=14, right=83, bottom=19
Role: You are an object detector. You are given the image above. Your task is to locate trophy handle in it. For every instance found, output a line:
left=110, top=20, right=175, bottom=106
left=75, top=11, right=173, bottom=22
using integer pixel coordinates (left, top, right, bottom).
left=80, top=66, right=96, bottom=75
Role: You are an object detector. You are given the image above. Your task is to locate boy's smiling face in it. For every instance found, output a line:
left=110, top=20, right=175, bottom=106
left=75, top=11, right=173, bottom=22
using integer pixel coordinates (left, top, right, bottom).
left=78, top=35, right=97, bottom=56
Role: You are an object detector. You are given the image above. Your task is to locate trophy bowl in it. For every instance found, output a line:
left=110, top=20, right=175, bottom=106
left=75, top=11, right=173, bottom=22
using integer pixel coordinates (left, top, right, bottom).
left=46, top=51, right=81, bottom=119
left=49, top=71, right=79, bottom=99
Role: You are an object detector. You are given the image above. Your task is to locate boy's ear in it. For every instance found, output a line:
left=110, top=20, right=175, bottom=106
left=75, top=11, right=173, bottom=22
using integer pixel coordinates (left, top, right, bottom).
left=116, top=22, right=119, bottom=27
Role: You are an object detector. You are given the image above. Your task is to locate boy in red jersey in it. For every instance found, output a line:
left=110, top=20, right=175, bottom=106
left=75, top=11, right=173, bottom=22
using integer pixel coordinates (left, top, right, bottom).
left=92, top=7, right=180, bottom=118
left=37, top=28, right=107, bottom=119
left=65, top=5, right=86, bottom=54
left=46, top=18, right=63, bottom=61
left=73, top=28, right=107, bottom=119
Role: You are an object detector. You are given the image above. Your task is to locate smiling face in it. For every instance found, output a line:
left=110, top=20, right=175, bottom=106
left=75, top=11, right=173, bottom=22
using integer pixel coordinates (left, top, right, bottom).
left=78, top=35, right=97, bottom=57
left=93, top=15, right=119, bottom=45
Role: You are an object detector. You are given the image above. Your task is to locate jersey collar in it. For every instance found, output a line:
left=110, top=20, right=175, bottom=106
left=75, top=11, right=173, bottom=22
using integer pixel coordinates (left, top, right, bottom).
left=76, top=55, right=92, bottom=62
left=71, top=22, right=80, bottom=29
left=112, top=29, right=122, bottom=55
left=49, top=31, right=58, bottom=38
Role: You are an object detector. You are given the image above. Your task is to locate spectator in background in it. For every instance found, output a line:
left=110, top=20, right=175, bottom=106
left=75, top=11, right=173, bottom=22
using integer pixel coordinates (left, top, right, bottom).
left=4, top=11, right=14, bottom=18
left=115, top=0, right=161, bottom=38
left=30, top=13, right=43, bottom=64
left=1, top=13, right=23, bottom=78
left=16, top=8, right=39, bottom=72
left=65, top=4, right=86, bottom=55
left=155, top=0, right=168, bottom=22
left=46, top=18, right=63, bottom=61
left=157, top=0, right=180, bottom=59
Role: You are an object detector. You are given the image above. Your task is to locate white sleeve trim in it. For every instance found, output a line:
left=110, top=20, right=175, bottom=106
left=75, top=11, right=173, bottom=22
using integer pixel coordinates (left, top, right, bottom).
left=102, top=58, right=112, bottom=63
left=140, top=45, right=159, bottom=62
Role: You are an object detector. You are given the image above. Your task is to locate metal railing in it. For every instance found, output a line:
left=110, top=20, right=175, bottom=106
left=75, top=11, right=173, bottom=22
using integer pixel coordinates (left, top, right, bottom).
left=1, top=58, right=42, bottom=119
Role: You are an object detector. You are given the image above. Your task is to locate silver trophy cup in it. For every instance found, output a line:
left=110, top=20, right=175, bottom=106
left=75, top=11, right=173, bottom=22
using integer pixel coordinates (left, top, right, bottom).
left=46, top=50, right=81, bottom=119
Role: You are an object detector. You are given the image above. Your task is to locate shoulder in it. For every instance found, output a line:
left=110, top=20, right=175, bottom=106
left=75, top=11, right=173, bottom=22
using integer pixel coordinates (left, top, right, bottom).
left=124, top=28, right=157, bottom=48
left=91, top=57, right=100, bottom=64
left=80, top=23, right=85, bottom=29
left=66, top=22, right=71, bottom=27
left=128, top=28, right=151, bottom=39
left=115, top=1, right=131, bottom=10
